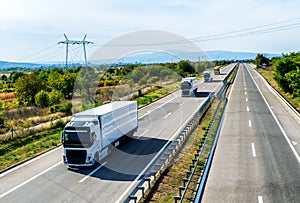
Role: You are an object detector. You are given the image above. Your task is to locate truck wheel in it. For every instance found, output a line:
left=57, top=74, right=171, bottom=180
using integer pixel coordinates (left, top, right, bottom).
left=94, top=152, right=100, bottom=164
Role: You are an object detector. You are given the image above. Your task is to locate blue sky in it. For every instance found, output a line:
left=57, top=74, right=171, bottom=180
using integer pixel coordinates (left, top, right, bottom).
left=1, top=0, right=300, bottom=62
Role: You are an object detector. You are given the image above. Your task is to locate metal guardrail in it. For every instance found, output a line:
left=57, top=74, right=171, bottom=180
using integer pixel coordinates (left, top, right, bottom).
left=124, top=95, right=214, bottom=203
left=123, top=64, right=239, bottom=203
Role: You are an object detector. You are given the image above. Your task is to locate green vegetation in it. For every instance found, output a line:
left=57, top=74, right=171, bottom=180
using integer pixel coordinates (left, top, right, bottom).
left=255, top=53, right=270, bottom=67
left=0, top=60, right=217, bottom=171
left=256, top=52, right=300, bottom=111
left=0, top=120, right=66, bottom=171
left=273, top=52, right=300, bottom=98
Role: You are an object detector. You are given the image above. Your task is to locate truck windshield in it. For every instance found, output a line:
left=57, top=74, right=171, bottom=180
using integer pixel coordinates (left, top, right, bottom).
left=63, top=131, right=93, bottom=148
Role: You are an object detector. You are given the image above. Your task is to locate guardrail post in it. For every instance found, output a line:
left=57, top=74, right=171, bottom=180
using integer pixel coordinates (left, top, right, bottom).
left=178, top=186, right=185, bottom=197
left=137, top=186, right=145, bottom=197
left=144, top=177, right=151, bottom=188
left=183, top=178, right=188, bottom=187
left=129, top=195, right=137, bottom=203
left=174, top=196, right=181, bottom=203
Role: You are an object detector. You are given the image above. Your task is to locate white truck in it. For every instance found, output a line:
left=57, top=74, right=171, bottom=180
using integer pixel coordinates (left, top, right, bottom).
left=61, top=101, right=138, bottom=167
left=180, top=77, right=198, bottom=97
left=203, top=71, right=212, bottom=82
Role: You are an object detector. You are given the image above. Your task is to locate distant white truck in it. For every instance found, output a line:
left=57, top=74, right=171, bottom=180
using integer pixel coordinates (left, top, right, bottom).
left=180, top=77, right=198, bottom=97
left=61, top=101, right=138, bottom=167
left=203, top=71, right=212, bottom=82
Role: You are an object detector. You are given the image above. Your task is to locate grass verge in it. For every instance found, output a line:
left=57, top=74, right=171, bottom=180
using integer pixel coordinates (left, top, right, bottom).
left=0, top=120, right=66, bottom=171
left=256, top=68, right=300, bottom=112
left=135, top=83, right=179, bottom=108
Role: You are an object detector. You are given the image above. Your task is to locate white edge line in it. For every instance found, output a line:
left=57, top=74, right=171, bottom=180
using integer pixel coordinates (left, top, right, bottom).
left=0, top=162, right=61, bottom=199
left=164, top=112, right=172, bottom=119
left=0, top=146, right=62, bottom=178
left=115, top=97, right=210, bottom=203
left=254, top=68, right=300, bottom=118
left=227, top=64, right=239, bottom=100
left=258, top=196, right=263, bottom=203
left=79, top=162, right=107, bottom=183
left=251, top=143, right=257, bottom=157
left=246, top=65, right=300, bottom=163
left=136, top=129, right=150, bottom=140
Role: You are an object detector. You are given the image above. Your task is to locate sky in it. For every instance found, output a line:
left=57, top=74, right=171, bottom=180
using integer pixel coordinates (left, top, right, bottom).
left=1, top=0, right=300, bottom=63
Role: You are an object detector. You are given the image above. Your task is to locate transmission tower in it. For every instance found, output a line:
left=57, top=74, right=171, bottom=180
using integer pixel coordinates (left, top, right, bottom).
left=58, top=34, right=93, bottom=68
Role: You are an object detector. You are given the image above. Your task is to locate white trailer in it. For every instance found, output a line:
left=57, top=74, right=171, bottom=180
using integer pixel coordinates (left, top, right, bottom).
left=61, top=101, right=138, bottom=167
left=180, top=77, right=198, bottom=97
left=203, top=71, right=212, bottom=82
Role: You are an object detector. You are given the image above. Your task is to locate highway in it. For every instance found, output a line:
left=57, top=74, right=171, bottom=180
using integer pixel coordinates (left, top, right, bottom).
left=202, top=64, right=300, bottom=202
left=0, top=64, right=235, bottom=203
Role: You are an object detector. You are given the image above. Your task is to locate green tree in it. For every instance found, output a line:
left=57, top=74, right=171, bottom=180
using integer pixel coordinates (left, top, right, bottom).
left=274, top=55, right=298, bottom=94
left=1, top=75, right=7, bottom=83
left=35, top=90, right=50, bottom=107
left=15, top=73, right=41, bottom=105
left=256, top=54, right=270, bottom=67
left=8, top=71, right=25, bottom=83
left=49, top=90, right=63, bottom=105
left=286, top=69, right=300, bottom=98
left=176, top=60, right=195, bottom=77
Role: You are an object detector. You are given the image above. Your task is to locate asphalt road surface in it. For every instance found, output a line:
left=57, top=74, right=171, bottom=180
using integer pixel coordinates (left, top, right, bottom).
left=202, top=64, right=300, bottom=203
left=0, top=64, right=235, bottom=203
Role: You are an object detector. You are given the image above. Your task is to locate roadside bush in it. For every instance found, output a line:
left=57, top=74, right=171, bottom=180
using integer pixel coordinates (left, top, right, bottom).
left=49, top=102, right=72, bottom=114
left=49, top=90, right=63, bottom=105
left=51, top=119, right=65, bottom=129
left=35, top=90, right=50, bottom=107
left=0, top=113, right=5, bottom=127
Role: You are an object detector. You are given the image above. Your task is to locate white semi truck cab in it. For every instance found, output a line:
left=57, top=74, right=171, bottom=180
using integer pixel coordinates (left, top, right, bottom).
left=61, top=101, right=138, bottom=167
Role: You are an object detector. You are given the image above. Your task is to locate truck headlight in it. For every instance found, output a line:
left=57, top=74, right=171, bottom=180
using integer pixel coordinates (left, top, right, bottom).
left=86, top=156, right=91, bottom=163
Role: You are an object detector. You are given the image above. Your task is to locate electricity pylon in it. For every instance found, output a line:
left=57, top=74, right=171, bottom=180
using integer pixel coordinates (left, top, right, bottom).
left=58, top=34, right=93, bottom=68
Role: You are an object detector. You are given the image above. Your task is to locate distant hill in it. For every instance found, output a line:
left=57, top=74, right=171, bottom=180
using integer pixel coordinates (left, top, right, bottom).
left=0, top=50, right=282, bottom=68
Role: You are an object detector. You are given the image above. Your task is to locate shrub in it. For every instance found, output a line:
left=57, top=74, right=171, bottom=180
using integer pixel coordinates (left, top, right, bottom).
left=35, top=90, right=50, bottom=107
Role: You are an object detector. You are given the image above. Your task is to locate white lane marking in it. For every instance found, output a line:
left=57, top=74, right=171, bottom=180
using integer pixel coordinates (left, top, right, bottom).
left=0, top=162, right=61, bottom=199
left=244, top=87, right=247, bottom=90
left=136, top=129, right=150, bottom=139
left=79, top=162, right=107, bottom=183
left=115, top=98, right=208, bottom=203
left=180, top=102, right=185, bottom=106
left=245, top=92, right=247, bottom=95
left=247, top=106, right=250, bottom=112
left=292, top=141, right=298, bottom=146
left=246, top=97, right=248, bottom=102
left=249, top=119, right=252, bottom=128
left=0, top=146, right=62, bottom=178
left=251, top=143, right=257, bottom=157
left=246, top=65, right=300, bottom=163
left=258, top=196, right=263, bottom=203
left=164, top=112, right=172, bottom=119
left=139, top=95, right=179, bottom=120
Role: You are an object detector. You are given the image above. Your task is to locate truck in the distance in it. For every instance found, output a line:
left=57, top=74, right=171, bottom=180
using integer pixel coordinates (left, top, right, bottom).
left=213, top=67, right=220, bottom=75
left=61, top=101, right=138, bottom=167
left=203, top=71, right=212, bottom=82
left=180, top=77, right=198, bottom=97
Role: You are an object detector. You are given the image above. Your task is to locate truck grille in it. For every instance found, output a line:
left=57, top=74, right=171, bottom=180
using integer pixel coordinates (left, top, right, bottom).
left=66, top=150, right=87, bottom=164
